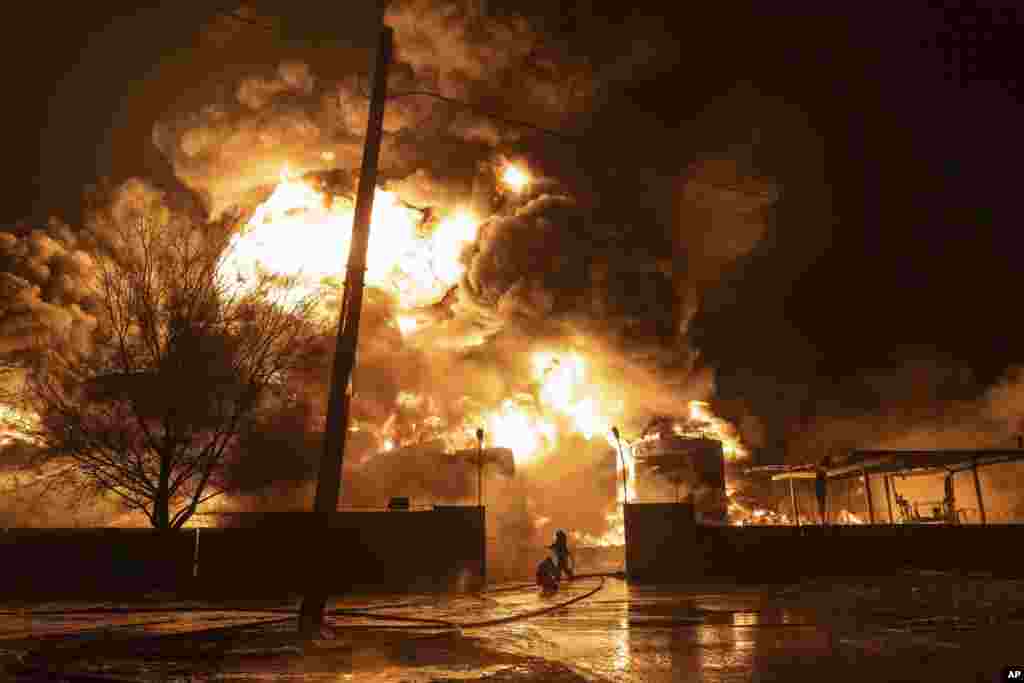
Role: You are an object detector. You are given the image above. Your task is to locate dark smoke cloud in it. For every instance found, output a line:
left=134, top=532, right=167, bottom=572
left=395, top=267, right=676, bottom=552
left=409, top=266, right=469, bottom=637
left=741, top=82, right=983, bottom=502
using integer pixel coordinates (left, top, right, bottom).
left=153, top=0, right=594, bottom=219
left=454, top=155, right=776, bottom=415
left=150, top=1, right=780, bottom=436
left=384, top=0, right=594, bottom=118
left=462, top=194, right=585, bottom=319
left=677, top=158, right=780, bottom=285
left=2, top=1, right=781, bottom=540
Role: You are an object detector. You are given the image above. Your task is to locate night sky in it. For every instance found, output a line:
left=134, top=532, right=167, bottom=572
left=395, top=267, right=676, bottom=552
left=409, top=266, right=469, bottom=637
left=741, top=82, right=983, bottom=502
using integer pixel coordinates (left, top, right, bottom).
left=4, top=1, right=1023, bottom=458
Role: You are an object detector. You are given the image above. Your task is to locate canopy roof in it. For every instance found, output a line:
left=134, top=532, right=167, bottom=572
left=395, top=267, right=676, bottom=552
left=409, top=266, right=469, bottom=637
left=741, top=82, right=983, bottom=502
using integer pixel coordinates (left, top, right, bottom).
left=767, top=449, right=1024, bottom=482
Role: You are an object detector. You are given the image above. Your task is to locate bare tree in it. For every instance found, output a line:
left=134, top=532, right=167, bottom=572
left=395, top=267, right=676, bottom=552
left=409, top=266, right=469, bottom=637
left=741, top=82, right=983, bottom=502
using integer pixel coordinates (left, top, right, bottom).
left=20, top=210, right=320, bottom=529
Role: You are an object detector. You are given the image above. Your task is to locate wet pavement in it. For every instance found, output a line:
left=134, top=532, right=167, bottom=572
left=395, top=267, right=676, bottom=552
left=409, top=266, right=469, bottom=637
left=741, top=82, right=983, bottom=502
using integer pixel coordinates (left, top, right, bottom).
left=3, top=571, right=1023, bottom=681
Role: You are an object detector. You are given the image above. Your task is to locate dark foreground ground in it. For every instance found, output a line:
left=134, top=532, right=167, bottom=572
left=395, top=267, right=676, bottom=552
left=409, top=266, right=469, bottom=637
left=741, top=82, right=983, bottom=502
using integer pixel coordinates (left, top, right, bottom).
left=2, top=570, right=1023, bottom=682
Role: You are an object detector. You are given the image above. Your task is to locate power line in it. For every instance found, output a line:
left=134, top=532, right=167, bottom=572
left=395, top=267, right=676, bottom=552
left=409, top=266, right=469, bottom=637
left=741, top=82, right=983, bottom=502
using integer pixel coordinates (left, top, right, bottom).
left=225, top=12, right=275, bottom=29
left=385, top=90, right=584, bottom=144
left=216, top=10, right=583, bottom=144
left=214, top=7, right=276, bottom=30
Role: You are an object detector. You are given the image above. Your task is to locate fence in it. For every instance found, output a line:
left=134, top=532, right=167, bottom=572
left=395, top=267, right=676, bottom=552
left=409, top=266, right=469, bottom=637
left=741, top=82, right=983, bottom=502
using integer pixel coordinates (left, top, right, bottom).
left=0, top=507, right=485, bottom=599
left=624, top=502, right=1024, bottom=583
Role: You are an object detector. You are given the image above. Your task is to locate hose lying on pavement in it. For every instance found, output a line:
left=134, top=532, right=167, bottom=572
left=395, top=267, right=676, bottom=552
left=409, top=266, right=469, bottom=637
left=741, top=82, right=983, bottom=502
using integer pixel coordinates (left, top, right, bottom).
left=323, top=575, right=608, bottom=630
left=0, top=570, right=626, bottom=618
left=456, top=575, right=606, bottom=629
left=10, top=577, right=613, bottom=681
left=9, top=572, right=622, bottom=651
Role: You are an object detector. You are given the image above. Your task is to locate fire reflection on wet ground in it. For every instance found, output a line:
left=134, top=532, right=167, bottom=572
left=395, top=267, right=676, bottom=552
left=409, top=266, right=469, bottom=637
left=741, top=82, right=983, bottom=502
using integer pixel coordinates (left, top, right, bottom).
left=3, top=572, right=1024, bottom=681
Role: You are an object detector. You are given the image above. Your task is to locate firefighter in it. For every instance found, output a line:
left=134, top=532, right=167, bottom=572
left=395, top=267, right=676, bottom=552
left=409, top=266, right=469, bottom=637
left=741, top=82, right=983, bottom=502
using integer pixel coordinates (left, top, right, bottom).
left=536, top=553, right=560, bottom=593
left=550, top=530, right=574, bottom=581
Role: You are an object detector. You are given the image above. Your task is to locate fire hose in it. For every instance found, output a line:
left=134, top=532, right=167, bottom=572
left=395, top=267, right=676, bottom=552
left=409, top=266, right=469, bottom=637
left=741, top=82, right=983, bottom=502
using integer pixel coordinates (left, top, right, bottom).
left=12, top=578, right=613, bottom=682
left=5, top=573, right=621, bottom=656
left=327, top=574, right=609, bottom=630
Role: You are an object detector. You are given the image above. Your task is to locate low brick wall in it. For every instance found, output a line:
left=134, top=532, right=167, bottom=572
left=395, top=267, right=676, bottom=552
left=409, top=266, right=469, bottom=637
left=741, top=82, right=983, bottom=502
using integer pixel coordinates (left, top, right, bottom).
left=624, top=503, right=1024, bottom=583
left=0, top=507, right=485, bottom=599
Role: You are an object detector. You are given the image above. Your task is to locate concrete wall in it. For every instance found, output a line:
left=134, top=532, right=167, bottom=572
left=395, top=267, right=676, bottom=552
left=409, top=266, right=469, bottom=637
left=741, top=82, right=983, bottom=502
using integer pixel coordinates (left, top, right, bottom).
left=0, top=507, right=485, bottom=599
left=624, top=503, right=1024, bottom=583
left=624, top=503, right=698, bottom=581
left=0, top=528, right=195, bottom=599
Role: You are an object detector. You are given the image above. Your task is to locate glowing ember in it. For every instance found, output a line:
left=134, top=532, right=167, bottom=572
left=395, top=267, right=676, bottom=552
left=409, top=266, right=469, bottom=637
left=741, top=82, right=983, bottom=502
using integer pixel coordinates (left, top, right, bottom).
left=836, top=509, right=865, bottom=525
left=727, top=487, right=796, bottom=526
left=501, top=164, right=530, bottom=193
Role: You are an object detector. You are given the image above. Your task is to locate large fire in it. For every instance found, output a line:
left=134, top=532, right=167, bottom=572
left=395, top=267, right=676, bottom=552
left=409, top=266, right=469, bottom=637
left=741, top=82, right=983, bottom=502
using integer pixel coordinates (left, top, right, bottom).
left=682, top=400, right=748, bottom=459
left=0, top=165, right=759, bottom=539
left=213, top=165, right=752, bottom=544
left=220, top=166, right=481, bottom=312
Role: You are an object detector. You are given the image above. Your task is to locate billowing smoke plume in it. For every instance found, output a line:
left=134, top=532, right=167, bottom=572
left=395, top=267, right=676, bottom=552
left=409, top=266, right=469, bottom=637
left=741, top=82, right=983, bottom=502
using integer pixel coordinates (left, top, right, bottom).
left=1, top=1, right=785, bottom=550
left=153, top=0, right=594, bottom=218
left=0, top=177, right=202, bottom=368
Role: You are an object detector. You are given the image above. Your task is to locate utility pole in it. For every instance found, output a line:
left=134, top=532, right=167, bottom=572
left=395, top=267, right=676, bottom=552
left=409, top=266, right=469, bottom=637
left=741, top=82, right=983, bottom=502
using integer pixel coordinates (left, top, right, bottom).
left=298, top=24, right=393, bottom=638
left=476, top=428, right=485, bottom=508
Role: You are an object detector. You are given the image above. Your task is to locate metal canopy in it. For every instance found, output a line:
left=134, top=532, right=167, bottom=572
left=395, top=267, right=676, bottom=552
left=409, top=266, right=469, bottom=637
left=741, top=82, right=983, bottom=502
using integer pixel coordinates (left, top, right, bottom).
left=829, top=449, right=1024, bottom=480
left=770, top=449, right=1024, bottom=482
left=769, top=467, right=817, bottom=481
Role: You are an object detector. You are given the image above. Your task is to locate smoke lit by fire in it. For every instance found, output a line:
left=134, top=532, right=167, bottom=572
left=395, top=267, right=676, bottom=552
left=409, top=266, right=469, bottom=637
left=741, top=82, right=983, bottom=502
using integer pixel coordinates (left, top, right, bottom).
left=3, top=0, right=1021, bottom=550
left=686, top=401, right=748, bottom=459
left=1, top=0, right=792, bottom=541
left=0, top=399, right=40, bottom=448
left=208, top=163, right=755, bottom=545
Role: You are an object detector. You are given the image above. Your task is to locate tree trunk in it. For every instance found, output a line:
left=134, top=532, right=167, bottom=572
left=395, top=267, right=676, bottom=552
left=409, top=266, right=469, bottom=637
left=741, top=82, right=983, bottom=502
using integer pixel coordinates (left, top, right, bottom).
left=154, top=456, right=171, bottom=529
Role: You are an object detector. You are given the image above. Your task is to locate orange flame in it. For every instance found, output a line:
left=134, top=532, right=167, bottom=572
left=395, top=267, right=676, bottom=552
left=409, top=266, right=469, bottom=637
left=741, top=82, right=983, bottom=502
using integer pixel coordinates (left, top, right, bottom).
left=679, top=400, right=748, bottom=460
left=836, top=509, right=865, bottom=525
left=0, top=405, right=39, bottom=446
left=220, top=168, right=480, bottom=314
left=501, top=164, right=530, bottom=193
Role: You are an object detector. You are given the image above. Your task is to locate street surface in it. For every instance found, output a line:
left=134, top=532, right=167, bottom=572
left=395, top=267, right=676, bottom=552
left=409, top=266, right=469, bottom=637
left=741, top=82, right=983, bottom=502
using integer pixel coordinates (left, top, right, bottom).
left=3, top=571, right=1022, bottom=681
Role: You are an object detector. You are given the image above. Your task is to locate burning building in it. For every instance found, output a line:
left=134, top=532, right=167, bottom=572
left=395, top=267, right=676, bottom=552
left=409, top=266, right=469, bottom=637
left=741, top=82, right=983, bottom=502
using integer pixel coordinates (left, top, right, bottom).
left=632, top=435, right=727, bottom=523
